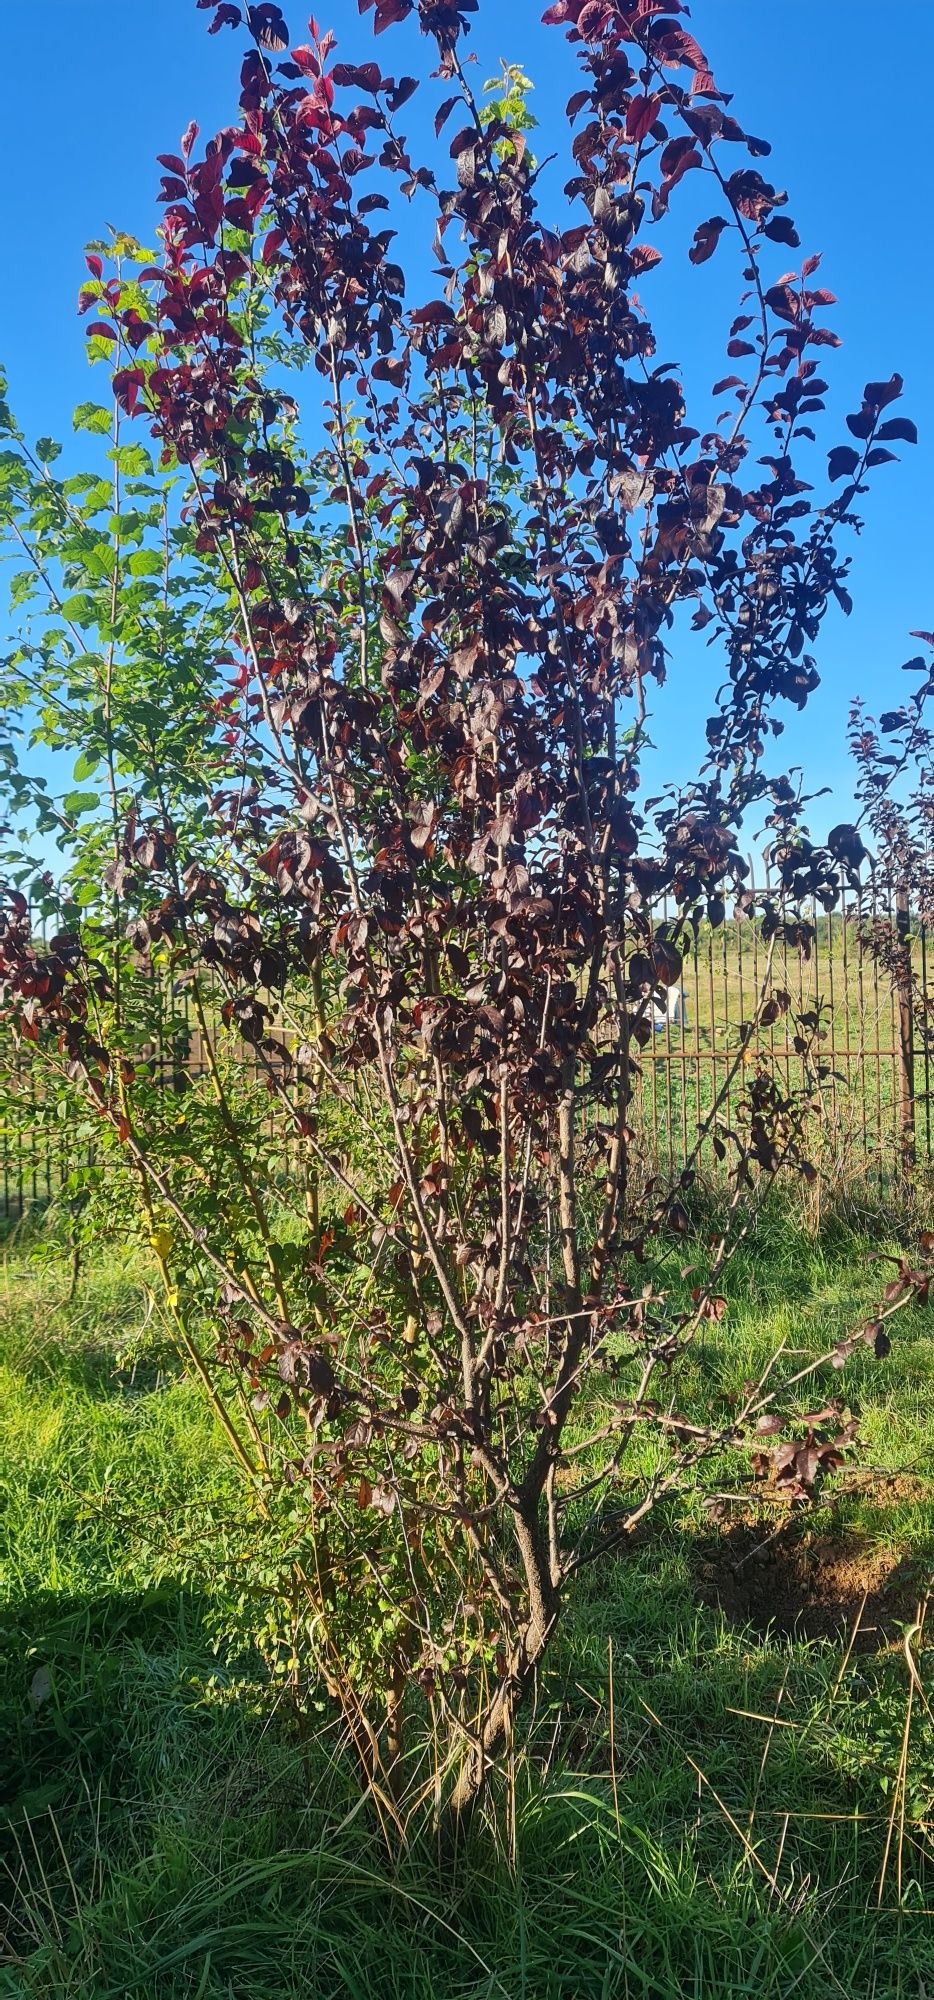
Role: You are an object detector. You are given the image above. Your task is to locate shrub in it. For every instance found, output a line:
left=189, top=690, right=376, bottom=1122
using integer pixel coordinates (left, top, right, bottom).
left=0, top=0, right=928, bottom=1815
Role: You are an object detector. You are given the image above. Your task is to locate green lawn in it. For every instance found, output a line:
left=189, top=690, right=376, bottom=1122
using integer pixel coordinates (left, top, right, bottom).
left=2, top=1208, right=934, bottom=1999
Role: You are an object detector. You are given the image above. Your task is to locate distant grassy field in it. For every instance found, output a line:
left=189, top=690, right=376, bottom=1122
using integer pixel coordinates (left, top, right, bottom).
left=2, top=1203, right=934, bottom=1999
left=628, top=907, right=931, bottom=1189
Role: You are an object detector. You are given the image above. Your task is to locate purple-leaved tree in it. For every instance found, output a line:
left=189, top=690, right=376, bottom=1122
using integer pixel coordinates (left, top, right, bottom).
left=0, top=0, right=928, bottom=1816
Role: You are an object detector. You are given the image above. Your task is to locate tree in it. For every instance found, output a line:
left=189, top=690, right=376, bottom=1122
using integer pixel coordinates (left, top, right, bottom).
left=0, top=0, right=927, bottom=1817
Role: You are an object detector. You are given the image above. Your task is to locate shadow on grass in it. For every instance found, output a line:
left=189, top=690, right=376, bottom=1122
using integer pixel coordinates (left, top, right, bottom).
left=1, top=1258, right=176, bottom=1401
left=10, top=1338, right=175, bottom=1401
left=0, top=1584, right=224, bottom=1830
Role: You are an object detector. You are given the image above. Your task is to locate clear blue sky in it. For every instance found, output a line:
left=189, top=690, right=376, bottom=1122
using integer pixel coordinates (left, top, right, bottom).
left=2, top=1, right=932, bottom=834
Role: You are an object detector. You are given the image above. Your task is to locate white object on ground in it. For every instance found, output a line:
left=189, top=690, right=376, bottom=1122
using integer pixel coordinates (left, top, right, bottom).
left=652, top=984, right=685, bottom=1033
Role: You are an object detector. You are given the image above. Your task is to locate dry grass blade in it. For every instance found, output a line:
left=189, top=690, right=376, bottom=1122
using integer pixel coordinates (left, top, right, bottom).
left=832, top=1586, right=869, bottom=1700
left=639, top=1700, right=853, bottom=2000
left=875, top=1600, right=927, bottom=1908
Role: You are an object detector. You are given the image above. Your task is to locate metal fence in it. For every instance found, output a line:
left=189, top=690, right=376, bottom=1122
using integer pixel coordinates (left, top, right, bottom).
left=0, top=863, right=930, bottom=1218
left=633, top=868, right=926, bottom=1192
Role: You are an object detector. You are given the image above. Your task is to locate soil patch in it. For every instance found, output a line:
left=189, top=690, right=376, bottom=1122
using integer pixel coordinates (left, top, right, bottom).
left=693, top=1521, right=930, bottom=1646
left=831, top=1470, right=933, bottom=1506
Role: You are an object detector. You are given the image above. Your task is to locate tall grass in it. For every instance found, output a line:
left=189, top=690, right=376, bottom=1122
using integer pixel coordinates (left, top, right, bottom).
left=1, top=1207, right=933, bottom=1998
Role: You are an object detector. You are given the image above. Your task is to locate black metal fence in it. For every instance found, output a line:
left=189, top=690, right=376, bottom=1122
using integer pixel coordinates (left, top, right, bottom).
left=635, top=871, right=927, bottom=1192
left=1, top=862, right=930, bottom=1219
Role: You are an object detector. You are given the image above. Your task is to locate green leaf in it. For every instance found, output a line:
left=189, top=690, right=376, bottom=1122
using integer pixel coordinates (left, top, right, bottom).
left=63, top=473, right=102, bottom=498
left=8, top=572, right=37, bottom=610
left=78, top=479, right=114, bottom=515
left=110, top=443, right=154, bottom=477
left=73, top=402, right=113, bottom=437
left=73, top=750, right=102, bottom=782
left=119, top=582, right=159, bottom=614
left=86, top=335, right=117, bottom=366
left=67, top=653, right=105, bottom=680
left=63, top=789, right=100, bottom=818
left=60, top=595, right=98, bottom=623
left=127, top=550, right=163, bottom=578
left=84, top=544, right=117, bottom=579
left=35, top=437, right=62, bottom=464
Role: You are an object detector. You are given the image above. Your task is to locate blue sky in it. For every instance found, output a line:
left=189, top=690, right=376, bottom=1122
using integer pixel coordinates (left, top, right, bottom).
left=1, top=0, right=932, bottom=835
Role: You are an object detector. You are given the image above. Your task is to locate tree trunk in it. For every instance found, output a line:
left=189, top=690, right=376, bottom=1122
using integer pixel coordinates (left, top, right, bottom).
left=446, top=1611, right=553, bottom=1816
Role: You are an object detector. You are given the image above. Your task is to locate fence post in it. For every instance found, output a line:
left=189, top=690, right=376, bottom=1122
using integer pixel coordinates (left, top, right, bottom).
left=896, top=884, right=916, bottom=1177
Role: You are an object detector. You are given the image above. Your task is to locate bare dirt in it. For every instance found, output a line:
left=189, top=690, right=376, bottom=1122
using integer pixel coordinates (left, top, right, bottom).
left=692, top=1478, right=933, bottom=1647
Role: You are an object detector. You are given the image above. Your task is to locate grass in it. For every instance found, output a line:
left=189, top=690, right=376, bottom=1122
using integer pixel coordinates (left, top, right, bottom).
left=2, top=1204, right=934, bottom=1997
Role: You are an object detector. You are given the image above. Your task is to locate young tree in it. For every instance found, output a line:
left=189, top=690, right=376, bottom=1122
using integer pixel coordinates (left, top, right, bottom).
left=0, top=0, right=927, bottom=1814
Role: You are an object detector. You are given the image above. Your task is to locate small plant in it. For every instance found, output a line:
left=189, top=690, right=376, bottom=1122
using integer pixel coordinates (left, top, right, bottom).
left=0, top=0, right=928, bottom=1816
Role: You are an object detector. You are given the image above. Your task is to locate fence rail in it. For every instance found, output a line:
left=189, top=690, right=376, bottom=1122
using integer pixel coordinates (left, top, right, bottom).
left=1, top=863, right=931, bottom=1218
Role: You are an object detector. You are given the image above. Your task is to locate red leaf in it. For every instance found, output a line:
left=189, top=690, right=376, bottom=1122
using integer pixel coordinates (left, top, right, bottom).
left=689, top=215, right=728, bottom=265
left=626, top=94, right=661, bottom=144
left=332, top=59, right=383, bottom=89
left=660, top=135, right=695, bottom=177
left=578, top=0, right=615, bottom=32
left=247, top=4, right=289, bottom=50
left=630, top=243, right=662, bottom=273
left=662, top=146, right=701, bottom=196
left=827, top=445, right=859, bottom=482
left=435, top=94, right=459, bottom=137
left=410, top=300, right=454, bottom=326
left=113, top=367, right=146, bottom=415
left=372, top=0, right=413, bottom=30
left=292, top=42, right=321, bottom=74
left=262, top=228, right=286, bottom=264
left=650, top=24, right=711, bottom=77
left=763, top=215, right=799, bottom=247
left=877, top=416, right=917, bottom=445
left=864, top=373, right=903, bottom=410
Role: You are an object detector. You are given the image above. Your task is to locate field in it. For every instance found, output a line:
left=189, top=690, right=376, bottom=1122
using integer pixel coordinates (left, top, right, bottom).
left=2, top=1202, right=934, bottom=1999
